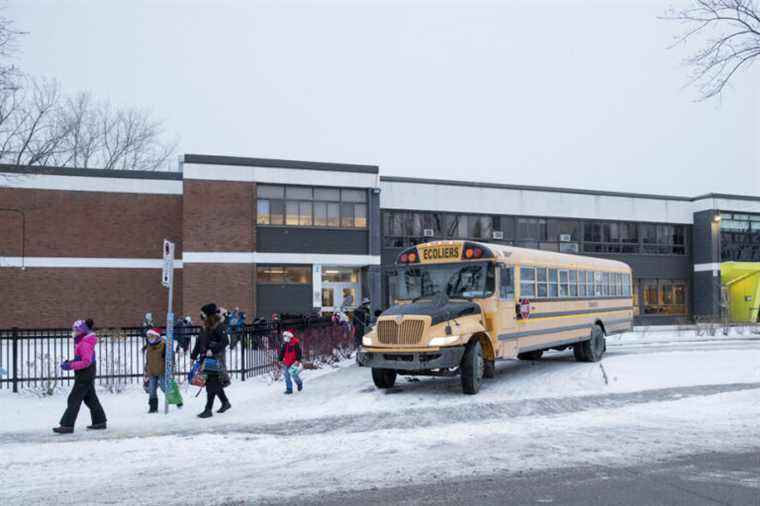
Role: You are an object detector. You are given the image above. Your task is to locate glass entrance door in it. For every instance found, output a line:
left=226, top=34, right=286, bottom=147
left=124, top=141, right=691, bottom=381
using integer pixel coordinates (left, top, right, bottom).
left=321, top=268, right=361, bottom=312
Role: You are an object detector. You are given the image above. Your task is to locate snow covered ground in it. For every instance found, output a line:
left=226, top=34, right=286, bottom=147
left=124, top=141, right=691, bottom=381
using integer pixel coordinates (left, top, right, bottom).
left=1, top=331, right=759, bottom=505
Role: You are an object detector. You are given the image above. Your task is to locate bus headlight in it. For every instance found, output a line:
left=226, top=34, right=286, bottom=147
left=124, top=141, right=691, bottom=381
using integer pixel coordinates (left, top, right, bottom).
left=362, top=335, right=372, bottom=346
left=429, top=336, right=461, bottom=347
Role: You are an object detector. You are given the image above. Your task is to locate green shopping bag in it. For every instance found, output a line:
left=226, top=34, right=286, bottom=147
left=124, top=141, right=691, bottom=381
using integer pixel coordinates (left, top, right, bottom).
left=166, top=378, right=183, bottom=405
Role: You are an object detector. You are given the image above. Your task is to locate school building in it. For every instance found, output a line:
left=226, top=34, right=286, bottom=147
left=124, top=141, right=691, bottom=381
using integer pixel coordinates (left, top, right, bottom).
left=1, top=155, right=759, bottom=328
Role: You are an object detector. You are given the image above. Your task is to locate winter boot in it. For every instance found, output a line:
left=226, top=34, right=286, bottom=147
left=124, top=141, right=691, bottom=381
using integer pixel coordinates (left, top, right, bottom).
left=148, top=398, right=158, bottom=413
left=87, top=422, right=107, bottom=430
left=53, top=426, right=74, bottom=434
left=297, top=382, right=303, bottom=392
left=284, top=390, right=293, bottom=395
left=217, top=401, right=231, bottom=413
left=197, top=410, right=213, bottom=419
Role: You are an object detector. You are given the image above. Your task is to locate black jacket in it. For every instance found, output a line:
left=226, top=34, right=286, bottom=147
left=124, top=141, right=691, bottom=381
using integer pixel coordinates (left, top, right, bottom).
left=191, top=323, right=229, bottom=361
left=353, top=305, right=371, bottom=331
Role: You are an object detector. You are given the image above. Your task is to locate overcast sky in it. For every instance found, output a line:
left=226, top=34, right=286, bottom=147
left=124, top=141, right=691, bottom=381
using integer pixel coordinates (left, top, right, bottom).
left=9, top=0, right=759, bottom=196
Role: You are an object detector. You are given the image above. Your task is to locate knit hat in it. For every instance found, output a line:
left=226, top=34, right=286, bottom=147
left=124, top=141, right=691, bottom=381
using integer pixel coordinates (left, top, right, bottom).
left=200, top=303, right=218, bottom=319
left=72, top=320, right=90, bottom=334
left=146, top=328, right=162, bottom=343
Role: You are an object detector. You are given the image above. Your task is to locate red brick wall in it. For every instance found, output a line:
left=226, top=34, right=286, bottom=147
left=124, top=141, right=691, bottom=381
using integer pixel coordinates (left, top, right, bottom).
left=0, top=268, right=183, bottom=328
left=182, top=180, right=256, bottom=318
left=0, top=186, right=183, bottom=328
left=183, top=180, right=254, bottom=252
left=0, top=188, right=183, bottom=258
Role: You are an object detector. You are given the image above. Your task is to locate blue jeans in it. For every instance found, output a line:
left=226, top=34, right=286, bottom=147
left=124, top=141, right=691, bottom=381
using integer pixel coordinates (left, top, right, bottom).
left=282, top=364, right=302, bottom=392
left=147, top=375, right=166, bottom=400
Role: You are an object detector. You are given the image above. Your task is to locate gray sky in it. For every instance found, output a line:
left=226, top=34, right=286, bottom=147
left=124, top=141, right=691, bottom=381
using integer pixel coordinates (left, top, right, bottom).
left=9, top=0, right=759, bottom=196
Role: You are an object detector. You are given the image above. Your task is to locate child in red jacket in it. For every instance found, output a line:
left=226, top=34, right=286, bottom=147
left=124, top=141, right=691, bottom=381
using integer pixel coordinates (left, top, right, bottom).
left=277, top=331, right=303, bottom=394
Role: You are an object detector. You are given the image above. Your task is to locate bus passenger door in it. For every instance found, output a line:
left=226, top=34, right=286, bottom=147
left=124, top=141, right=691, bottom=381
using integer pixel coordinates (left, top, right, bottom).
left=497, top=265, right=518, bottom=358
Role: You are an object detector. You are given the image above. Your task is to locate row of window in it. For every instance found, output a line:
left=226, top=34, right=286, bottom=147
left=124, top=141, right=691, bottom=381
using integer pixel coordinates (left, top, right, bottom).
left=720, top=213, right=760, bottom=262
left=519, top=268, right=632, bottom=299
left=257, top=185, right=368, bottom=229
left=256, top=266, right=312, bottom=285
left=637, top=279, right=687, bottom=316
left=383, top=212, right=688, bottom=255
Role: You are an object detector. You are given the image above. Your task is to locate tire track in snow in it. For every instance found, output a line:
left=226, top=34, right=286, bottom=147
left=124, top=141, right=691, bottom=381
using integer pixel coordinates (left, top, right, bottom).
left=2, top=382, right=758, bottom=445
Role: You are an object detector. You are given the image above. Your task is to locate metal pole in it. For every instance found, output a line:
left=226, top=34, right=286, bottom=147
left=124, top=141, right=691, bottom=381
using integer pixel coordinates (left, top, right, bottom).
left=164, top=241, right=175, bottom=415
left=164, top=266, right=174, bottom=415
left=11, top=327, right=18, bottom=393
left=240, top=327, right=246, bottom=382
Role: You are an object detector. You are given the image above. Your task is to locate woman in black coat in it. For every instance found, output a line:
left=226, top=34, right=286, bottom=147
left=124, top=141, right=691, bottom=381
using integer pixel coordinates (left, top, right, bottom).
left=191, top=303, right=231, bottom=418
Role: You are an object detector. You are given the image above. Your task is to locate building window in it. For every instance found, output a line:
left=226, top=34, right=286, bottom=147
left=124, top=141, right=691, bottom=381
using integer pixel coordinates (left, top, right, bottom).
left=383, top=211, right=494, bottom=247
left=641, top=224, right=686, bottom=255
left=517, top=218, right=547, bottom=242
left=257, top=185, right=367, bottom=229
left=641, top=279, right=688, bottom=315
left=256, top=265, right=312, bottom=284
left=720, top=213, right=760, bottom=261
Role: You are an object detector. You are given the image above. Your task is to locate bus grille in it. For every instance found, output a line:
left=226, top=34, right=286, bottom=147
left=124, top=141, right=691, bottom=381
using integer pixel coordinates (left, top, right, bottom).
left=377, top=319, right=425, bottom=345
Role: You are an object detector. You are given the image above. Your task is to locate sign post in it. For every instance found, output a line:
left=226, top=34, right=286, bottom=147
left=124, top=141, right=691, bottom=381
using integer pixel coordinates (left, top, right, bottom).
left=162, top=239, right=175, bottom=415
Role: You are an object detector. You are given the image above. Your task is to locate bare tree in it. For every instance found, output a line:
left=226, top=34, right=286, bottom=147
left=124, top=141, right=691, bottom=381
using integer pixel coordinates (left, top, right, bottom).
left=664, top=0, right=760, bottom=100
left=0, top=6, right=23, bottom=92
left=0, top=80, right=178, bottom=171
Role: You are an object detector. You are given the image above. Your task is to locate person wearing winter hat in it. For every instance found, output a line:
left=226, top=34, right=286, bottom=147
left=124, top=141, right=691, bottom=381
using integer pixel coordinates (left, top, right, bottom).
left=53, top=319, right=107, bottom=434
left=277, top=331, right=303, bottom=394
left=143, top=328, right=183, bottom=413
left=190, top=303, right=231, bottom=418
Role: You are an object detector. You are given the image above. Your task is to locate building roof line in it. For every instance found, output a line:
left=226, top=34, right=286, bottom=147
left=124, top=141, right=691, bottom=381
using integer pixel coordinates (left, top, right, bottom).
left=380, top=176, right=760, bottom=203
left=183, top=154, right=380, bottom=174
left=0, top=163, right=183, bottom=181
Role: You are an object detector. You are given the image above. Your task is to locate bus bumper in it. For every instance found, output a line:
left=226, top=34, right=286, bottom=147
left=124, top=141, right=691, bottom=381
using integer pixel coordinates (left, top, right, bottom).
left=357, top=346, right=465, bottom=370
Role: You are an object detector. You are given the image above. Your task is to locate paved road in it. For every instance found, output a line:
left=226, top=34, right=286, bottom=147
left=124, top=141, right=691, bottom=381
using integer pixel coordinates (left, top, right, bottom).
left=265, top=451, right=760, bottom=506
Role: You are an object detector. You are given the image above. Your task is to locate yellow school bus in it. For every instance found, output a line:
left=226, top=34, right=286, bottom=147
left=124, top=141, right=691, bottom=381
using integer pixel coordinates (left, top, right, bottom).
left=358, top=240, right=633, bottom=394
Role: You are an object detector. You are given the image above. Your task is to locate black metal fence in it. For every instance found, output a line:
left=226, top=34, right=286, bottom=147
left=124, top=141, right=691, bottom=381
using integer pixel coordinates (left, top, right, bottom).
left=0, top=318, right=354, bottom=393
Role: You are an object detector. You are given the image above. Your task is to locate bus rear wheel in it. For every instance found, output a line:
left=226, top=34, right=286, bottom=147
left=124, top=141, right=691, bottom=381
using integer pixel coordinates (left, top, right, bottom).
left=517, top=350, right=544, bottom=361
left=461, top=340, right=484, bottom=394
left=371, top=368, right=397, bottom=389
left=574, top=324, right=606, bottom=362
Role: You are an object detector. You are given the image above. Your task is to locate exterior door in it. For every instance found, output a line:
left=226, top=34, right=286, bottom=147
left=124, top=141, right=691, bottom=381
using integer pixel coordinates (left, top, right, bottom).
left=497, top=265, right=518, bottom=357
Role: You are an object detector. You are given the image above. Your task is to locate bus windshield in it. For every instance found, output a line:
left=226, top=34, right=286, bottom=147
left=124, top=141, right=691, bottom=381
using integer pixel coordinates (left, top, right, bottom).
left=395, top=262, right=495, bottom=301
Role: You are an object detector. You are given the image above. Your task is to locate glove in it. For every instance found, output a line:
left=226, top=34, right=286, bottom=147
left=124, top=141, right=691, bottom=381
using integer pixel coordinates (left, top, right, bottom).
left=60, top=360, right=72, bottom=371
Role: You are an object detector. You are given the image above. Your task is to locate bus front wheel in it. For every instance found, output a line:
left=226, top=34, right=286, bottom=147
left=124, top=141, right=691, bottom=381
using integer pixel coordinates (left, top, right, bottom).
left=461, top=340, right=484, bottom=394
left=574, top=325, right=606, bottom=362
left=372, top=368, right=397, bottom=389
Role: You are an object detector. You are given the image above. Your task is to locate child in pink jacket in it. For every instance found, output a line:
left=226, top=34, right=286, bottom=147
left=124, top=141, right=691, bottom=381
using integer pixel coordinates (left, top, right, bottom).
left=53, top=319, right=108, bottom=434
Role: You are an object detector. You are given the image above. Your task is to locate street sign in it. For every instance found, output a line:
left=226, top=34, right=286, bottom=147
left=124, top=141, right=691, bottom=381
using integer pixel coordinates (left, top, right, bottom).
left=162, top=240, right=174, bottom=288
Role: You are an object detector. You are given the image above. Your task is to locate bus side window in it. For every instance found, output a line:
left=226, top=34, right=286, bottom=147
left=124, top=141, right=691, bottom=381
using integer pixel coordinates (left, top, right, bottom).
left=500, top=266, right=514, bottom=300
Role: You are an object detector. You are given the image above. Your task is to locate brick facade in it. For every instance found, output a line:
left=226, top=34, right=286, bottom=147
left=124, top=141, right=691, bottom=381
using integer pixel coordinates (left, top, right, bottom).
left=181, top=180, right=256, bottom=318
left=0, top=185, right=183, bottom=328
left=0, top=187, right=182, bottom=258
left=0, top=268, right=183, bottom=328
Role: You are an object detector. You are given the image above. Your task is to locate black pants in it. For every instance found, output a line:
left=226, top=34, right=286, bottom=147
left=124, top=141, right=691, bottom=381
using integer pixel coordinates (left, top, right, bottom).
left=60, top=365, right=107, bottom=427
left=204, top=374, right=229, bottom=411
